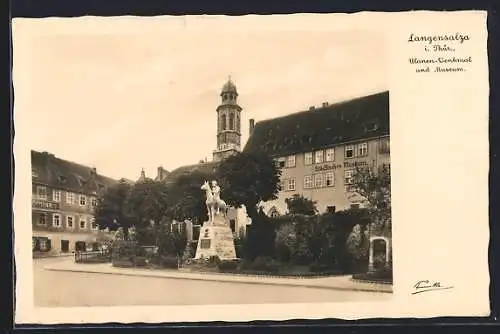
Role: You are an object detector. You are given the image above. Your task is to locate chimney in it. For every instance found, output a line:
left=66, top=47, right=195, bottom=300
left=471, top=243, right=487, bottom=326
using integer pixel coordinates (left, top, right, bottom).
left=90, top=167, right=97, bottom=177
left=322, top=102, right=329, bottom=107
left=309, top=106, right=315, bottom=111
left=249, top=119, right=255, bottom=134
left=157, top=166, right=164, bottom=180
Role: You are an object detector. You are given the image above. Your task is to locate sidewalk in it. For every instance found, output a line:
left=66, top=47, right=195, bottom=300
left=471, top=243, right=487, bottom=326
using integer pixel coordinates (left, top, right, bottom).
left=43, top=260, right=393, bottom=293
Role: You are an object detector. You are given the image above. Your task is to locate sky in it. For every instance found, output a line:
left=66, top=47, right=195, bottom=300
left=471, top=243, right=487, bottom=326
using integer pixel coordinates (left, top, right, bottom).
left=14, top=18, right=388, bottom=181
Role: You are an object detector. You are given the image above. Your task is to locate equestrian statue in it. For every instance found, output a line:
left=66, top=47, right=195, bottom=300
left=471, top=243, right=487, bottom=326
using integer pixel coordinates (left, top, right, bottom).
left=201, top=180, right=228, bottom=224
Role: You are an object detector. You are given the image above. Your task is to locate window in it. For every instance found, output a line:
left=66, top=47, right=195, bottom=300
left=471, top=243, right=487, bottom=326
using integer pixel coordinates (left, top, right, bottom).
left=325, top=172, right=335, bottom=187
left=91, top=197, right=98, bottom=207
left=52, top=190, right=61, bottom=202
left=304, top=152, right=313, bottom=165
left=229, top=113, right=235, bottom=130
left=52, top=214, right=61, bottom=227
left=222, top=114, right=227, bottom=130
left=379, top=138, right=390, bottom=153
left=36, top=186, right=47, bottom=200
left=229, top=219, right=236, bottom=233
left=285, top=155, right=296, bottom=168
left=79, top=194, right=87, bottom=206
left=304, top=175, right=313, bottom=189
left=314, top=174, right=324, bottom=188
left=286, top=178, right=296, bottom=191
left=314, top=150, right=324, bottom=164
left=91, top=218, right=98, bottom=230
left=39, top=238, right=50, bottom=252
left=66, top=216, right=74, bottom=229
left=279, top=180, right=285, bottom=191
left=79, top=217, right=87, bottom=229
left=345, top=170, right=354, bottom=185
left=326, top=206, right=336, bottom=213
left=325, top=148, right=335, bottom=162
left=38, top=214, right=47, bottom=226
left=66, top=192, right=74, bottom=204
left=358, top=143, right=368, bottom=156
left=345, top=145, right=354, bottom=158
left=276, top=157, right=286, bottom=168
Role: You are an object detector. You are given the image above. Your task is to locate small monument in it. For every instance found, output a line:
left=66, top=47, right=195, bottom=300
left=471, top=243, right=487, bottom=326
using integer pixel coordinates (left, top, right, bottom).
left=195, top=180, right=237, bottom=260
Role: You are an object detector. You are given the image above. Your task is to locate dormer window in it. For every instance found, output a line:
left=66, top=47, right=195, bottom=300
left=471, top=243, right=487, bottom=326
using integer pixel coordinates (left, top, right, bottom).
left=364, top=122, right=379, bottom=132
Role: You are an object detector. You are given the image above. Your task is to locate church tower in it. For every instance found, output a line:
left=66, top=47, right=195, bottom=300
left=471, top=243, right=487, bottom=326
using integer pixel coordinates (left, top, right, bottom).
left=213, top=77, right=242, bottom=162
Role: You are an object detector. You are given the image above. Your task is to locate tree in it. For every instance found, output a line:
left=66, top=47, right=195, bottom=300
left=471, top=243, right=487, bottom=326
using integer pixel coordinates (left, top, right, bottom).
left=274, top=223, right=296, bottom=262
left=348, top=164, right=391, bottom=236
left=285, top=194, right=318, bottom=215
left=94, top=179, right=134, bottom=237
left=166, top=170, right=212, bottom=224
left=156, top=222, right=187, bottom=258
left=346, top=224, right=370, bottom=271
left=216, top=151, right=281, bottom=222
left=125, top=179, right=170, bottom=227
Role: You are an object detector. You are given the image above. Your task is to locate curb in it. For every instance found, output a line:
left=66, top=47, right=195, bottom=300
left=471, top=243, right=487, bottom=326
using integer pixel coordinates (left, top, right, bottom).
left=33, top=254, right=75, bottom=259
left=43, top=266, right=393, bottom=294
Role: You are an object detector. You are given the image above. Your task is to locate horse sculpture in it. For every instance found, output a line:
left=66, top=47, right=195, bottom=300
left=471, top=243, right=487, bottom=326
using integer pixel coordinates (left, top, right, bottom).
left=201, top=181, right=216, bottom=223
left=201, top=180, right=228, bottom=224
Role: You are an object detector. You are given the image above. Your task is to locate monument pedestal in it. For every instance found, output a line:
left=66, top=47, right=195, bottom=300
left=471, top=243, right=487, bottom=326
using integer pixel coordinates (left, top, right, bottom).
left=194, top=215, right=237, bottom=260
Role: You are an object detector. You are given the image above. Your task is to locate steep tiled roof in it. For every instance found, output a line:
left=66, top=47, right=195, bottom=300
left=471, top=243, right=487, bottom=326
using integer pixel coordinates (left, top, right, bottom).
left=243, top=91, right=389, bottom=157
left=164, top=161, right=219, bottom=185
left=154, top=166, right=170, bottom=182
left=31, top=150, right=118, bottom=193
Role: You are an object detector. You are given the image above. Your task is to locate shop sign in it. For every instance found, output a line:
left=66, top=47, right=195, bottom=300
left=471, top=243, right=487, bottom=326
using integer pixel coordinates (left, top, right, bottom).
left=32, top=199, right=60, bottom=210
left=314, top=163, right=342, bottom=172
left=343, top=160, right=368, bottom=168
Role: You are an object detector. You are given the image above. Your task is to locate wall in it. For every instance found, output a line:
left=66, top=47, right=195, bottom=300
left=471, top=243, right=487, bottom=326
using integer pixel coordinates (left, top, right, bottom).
left=33, top=230, right=106, bottom=253
left=262, top=136, right=390, bottom=215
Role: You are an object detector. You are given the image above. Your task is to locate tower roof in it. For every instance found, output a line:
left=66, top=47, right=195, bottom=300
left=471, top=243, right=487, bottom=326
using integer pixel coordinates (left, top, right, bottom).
left=221, top=77, right=238, bottom=95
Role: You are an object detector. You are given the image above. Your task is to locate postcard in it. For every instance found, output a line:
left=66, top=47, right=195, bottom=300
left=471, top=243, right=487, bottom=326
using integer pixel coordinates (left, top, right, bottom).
left=12, top=11, right=490, bottom=324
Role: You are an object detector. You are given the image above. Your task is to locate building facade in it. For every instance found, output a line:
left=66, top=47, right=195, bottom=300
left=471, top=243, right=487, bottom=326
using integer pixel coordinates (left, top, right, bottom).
left=243, top=91, right=390, bottom=216
left=31, top=150, right=118, bottom=254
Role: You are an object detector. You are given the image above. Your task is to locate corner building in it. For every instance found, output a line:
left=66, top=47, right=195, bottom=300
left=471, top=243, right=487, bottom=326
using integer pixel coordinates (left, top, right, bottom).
left=244, top=91, right=390, bottom=216
left=31, top=150, right=118, bottom=254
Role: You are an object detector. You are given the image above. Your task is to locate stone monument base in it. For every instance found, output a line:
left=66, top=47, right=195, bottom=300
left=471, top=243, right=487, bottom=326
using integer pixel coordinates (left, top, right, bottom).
left=194, top=215, right=237, bottom=260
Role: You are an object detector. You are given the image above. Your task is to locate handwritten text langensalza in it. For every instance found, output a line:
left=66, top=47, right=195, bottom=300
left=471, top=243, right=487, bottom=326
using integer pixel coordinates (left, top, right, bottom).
left=408, top=33, right=470, bottom=44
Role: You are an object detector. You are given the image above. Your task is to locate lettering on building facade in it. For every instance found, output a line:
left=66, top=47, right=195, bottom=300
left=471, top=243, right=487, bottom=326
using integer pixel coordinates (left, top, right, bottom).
left=32, top=200, right=60, bottom=210
left=343, top=160, right=368, bottom=168
left=314, top=163, right=342, bottom=172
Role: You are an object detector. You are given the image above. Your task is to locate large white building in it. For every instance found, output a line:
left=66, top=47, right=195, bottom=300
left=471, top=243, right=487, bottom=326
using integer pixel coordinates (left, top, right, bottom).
left=243, top=91, right=390, bottom=216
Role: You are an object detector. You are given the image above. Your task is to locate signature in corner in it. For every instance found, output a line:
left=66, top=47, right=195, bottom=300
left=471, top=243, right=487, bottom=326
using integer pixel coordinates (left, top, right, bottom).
left=411, top=280, right=454, bottom=295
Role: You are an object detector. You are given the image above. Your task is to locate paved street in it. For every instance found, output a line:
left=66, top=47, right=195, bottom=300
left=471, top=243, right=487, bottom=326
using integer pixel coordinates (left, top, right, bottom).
left=34, top=257, right=391, bottom=307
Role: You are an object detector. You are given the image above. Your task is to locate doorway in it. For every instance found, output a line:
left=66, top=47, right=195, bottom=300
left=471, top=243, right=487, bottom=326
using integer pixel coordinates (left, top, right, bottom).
left=61, top=240, right=70, bottom=252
